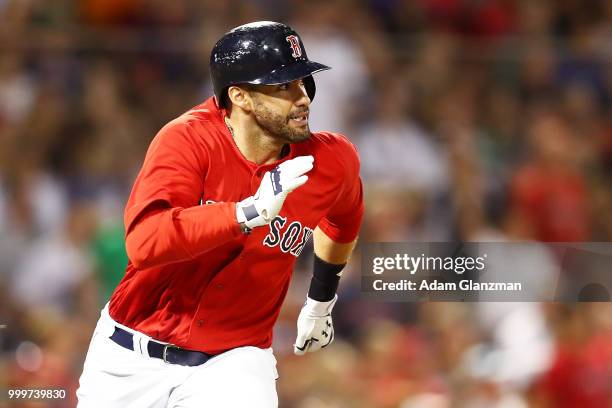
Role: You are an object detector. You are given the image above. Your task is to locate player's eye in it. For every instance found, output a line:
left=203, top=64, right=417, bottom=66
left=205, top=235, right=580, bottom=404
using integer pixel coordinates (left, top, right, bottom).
left=278, top=83, right=290, bottom=91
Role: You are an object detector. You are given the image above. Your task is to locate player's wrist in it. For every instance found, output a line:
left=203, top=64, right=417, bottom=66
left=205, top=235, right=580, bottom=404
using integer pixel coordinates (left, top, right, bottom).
left=303, top=294, right=337, bottom=316
left=307, top=254, right=345, bottom=302
left=236, top=196, right=263, bottom=231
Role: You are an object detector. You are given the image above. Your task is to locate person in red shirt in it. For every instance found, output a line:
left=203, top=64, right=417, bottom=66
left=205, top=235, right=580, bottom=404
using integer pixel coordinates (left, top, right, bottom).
left=510, top=112, right=589, bottom=241
left=77, top=21, right=363, bottom=407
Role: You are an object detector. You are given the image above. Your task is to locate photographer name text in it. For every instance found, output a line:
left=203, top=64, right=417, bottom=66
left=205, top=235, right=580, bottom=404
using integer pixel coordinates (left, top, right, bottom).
left=372, top=279, right=522, bottom=291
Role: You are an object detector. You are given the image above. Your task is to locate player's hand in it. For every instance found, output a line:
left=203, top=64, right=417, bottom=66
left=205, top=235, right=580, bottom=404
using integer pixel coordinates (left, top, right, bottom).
left=294, top=295, right=337, bottom=355
left=236, top=155, right=314, bottom=229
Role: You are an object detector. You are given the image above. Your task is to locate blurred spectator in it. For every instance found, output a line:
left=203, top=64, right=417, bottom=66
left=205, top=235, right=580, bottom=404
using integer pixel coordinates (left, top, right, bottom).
left=357, top=74, right=448, bottom=194
left=533, top=304, right=612, bottom=408
left=0, top=55, right=37, bottom=126
left=510, top=112, right=591, bottom=241
left=291, top=1, right=369, bottom=134
left=9, top=202, right=97, bottom=315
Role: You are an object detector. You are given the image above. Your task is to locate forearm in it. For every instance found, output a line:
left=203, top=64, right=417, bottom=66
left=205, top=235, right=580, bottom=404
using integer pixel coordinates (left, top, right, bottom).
left=125, top=202, right=242, bottom=269
left=313, top=226, right=357, bottom=264
left=307, top=227, right=357, bottom=301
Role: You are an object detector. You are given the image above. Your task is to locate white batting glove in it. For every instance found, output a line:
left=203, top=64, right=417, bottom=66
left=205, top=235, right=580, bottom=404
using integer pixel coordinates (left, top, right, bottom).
left=236, top=155, right=314, bottom=230
left=294, top=295, right=337, bottom=355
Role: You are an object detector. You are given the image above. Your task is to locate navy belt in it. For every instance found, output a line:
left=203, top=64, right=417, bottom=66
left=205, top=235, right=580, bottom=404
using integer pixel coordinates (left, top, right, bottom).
left=109, top=326, right=214, bottom=366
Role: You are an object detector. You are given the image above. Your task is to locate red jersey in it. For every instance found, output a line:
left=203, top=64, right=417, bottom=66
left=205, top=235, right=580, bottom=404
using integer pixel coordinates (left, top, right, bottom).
left=108, top=97, right=364, bottom=354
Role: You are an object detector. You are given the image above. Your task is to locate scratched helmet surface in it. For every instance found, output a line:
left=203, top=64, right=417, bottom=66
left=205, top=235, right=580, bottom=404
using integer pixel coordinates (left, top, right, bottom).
left=210, top=21, right=331, bottom=108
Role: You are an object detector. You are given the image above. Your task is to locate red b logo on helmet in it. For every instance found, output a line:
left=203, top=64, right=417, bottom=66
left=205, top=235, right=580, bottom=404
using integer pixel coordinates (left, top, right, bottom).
left=286, top=35, right=302, bottom=58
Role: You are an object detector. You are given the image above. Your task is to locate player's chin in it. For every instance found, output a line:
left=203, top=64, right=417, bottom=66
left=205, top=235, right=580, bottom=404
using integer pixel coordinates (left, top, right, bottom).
left=285, top=122, right=311, bottom=142
left=292, top=128, right=312, bottom=142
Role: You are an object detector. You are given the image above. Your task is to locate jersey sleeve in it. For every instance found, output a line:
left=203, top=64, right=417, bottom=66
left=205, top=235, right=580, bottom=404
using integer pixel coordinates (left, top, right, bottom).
left=317, top=135, right=364, bottom=243
left=124, top=121, right=241, bottom=269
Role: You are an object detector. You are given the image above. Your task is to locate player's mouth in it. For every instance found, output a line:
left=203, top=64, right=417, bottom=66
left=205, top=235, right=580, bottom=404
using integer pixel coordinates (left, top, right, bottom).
left=289, top=111, right=309, bottom=126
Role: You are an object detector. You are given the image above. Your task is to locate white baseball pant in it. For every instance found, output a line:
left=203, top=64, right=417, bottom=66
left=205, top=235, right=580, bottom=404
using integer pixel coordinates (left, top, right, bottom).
left=77, top=306, right=279, bottom=407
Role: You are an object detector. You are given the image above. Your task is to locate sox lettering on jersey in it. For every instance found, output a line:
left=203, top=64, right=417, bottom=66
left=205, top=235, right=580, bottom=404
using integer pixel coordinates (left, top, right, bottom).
left=286, top=35, right=302, bottom=59
left=202, top=199, right=311, bottom=257
left=263, top=216, right=313, bottom=257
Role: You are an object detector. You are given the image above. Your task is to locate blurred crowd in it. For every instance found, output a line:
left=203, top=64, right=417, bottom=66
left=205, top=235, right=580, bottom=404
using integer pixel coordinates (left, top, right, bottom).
left=1, top=0, right=612, bottom=407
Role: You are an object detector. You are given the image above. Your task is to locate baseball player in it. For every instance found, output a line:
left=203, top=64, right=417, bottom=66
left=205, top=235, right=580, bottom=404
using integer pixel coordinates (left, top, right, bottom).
left=77, top=21, right=363, bottom=407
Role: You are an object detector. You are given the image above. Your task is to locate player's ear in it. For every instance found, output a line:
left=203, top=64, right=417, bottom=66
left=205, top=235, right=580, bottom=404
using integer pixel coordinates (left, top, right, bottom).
left=227, top=85, right=253, bottom=113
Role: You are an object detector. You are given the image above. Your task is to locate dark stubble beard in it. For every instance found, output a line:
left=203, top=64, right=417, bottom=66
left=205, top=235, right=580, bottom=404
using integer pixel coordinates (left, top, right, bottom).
left=252, top=101, right=312, bottom=143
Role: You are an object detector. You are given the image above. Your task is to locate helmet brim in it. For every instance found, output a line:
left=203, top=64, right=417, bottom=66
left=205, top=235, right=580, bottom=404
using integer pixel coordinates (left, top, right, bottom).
left=219, top=61, right=331, bottom=107
left=246, top=60, right=331, bottom=86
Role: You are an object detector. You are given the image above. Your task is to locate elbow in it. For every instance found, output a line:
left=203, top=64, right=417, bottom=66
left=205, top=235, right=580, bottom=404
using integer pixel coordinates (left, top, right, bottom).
left=124, top=202, right=171, bottom=269
left=125, top=232, right=149, bottom=269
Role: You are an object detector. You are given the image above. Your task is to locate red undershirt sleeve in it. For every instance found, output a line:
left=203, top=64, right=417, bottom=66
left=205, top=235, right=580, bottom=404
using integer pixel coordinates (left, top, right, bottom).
left=317, top=136, right=365, bottom=243
left=123, top=121, right=241, bottom=270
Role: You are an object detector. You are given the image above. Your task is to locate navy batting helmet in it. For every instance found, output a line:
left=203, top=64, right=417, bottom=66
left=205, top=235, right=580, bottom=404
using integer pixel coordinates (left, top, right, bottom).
left=210, top=21, right=330, bottom=108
